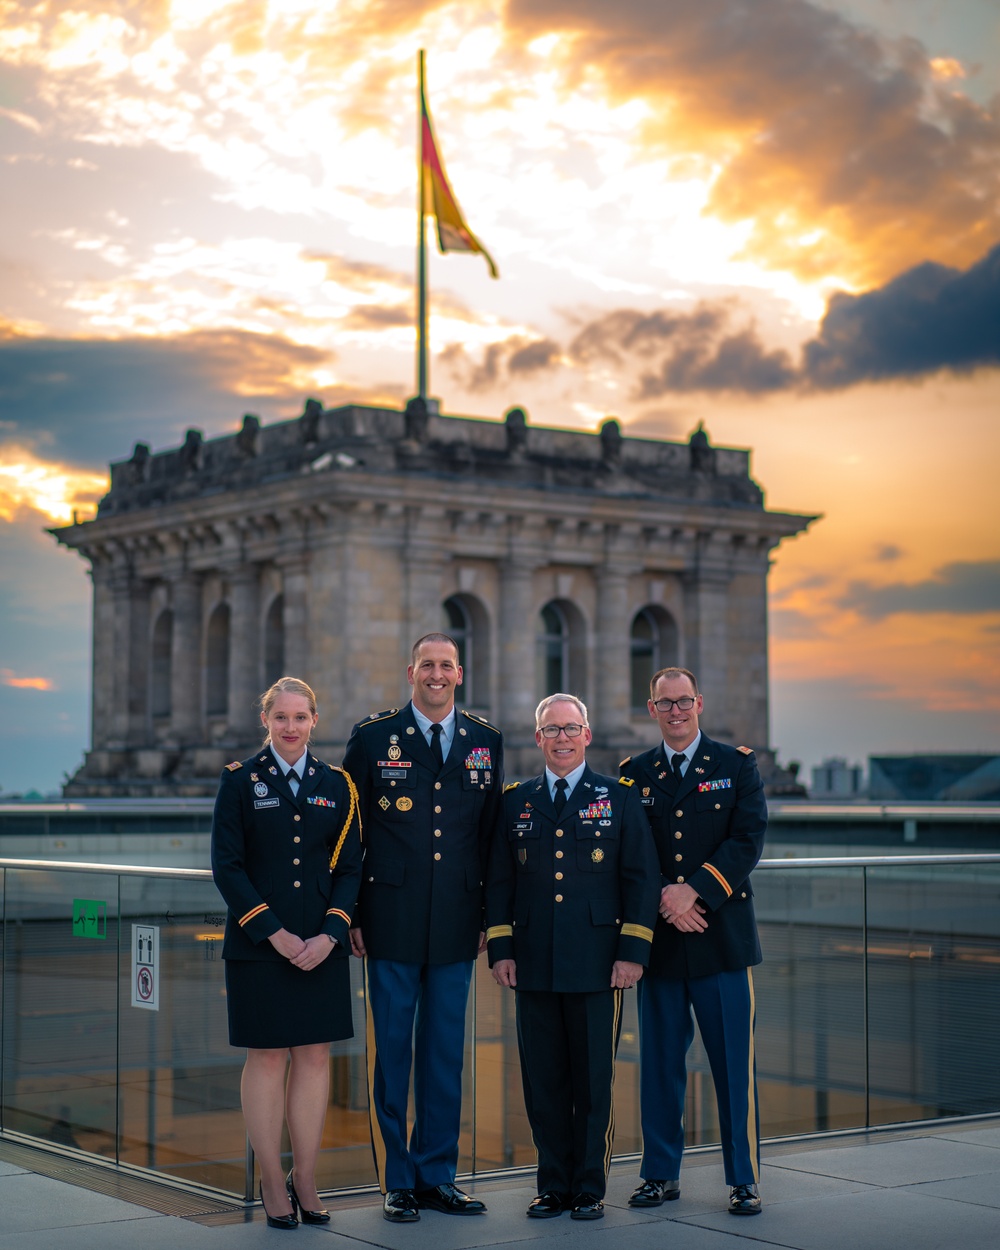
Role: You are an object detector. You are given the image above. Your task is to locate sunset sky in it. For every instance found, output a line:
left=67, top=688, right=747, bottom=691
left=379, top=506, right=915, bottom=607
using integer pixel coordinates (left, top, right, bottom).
left=2, top=0, right=999, bottom=795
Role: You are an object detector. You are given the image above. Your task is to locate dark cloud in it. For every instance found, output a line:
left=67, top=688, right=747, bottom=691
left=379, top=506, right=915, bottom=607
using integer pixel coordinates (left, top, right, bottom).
left=568, top=302, right=796, bottom=397
left=509, top=338, right=561, bottom=373
left=0, top=330, right=334, bottom=467
left=341, top=304, right=413, bottom=329
left=802, top=243, right=1000, bottom=387
left=873, top=544, right=905, bottom=563
left=506, top=0, right=1000, bottom=287
left=839, top=561, right=1000, bottom=619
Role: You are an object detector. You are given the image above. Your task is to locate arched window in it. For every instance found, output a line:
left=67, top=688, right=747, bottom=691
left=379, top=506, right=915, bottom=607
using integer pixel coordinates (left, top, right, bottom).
left=630, top=606, right=679, bottom=711
left=205, top=603, right=230, bottom=716
left=537, top=602, right=569, bottom=696
left=263, top=595, right=284, bottom=687
left=151, top=609, right=173, bottom=718
left=443, top=597, right=471, bottom=706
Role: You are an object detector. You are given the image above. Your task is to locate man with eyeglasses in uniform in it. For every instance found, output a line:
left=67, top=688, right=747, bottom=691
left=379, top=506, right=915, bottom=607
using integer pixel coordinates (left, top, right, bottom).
left=619, top=667, right=767, bottom=1217
left=486, top=694, right=659, bottom=1222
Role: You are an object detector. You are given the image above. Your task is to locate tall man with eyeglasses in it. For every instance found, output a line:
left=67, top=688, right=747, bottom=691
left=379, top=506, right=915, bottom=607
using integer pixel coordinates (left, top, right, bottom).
left=620, top=667, right=768, bottom=1217
left=486, top=694, right=659, bottom=1222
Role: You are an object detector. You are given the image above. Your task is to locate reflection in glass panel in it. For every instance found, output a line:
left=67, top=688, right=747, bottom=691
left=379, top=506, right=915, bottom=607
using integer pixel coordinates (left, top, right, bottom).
left=1, top=869, right=120, bottom=1154
left=753, top=866, right=868, bottom=1136
left=865, top=862, right=1000, bottom=1126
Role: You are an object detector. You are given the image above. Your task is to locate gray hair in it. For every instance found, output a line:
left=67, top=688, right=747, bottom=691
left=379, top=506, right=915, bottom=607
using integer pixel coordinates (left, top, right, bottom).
left=534, top=693, right=589, bottom=730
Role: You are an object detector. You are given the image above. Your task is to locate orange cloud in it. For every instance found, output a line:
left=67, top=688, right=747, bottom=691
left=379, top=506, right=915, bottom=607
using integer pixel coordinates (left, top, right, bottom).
left=0, top=448, right=107, bottom=525
left=505, top=0, right=1000, bottom=289
left=1, top=670, right=55, bottom=692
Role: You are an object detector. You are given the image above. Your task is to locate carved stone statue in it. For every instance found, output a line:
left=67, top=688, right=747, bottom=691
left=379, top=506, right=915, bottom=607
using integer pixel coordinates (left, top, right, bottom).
left=689, top=422, right=715, bottom=474
left=180, top=428, right=203, bottom=475
left=600, top=418, right=623, bottom=465
left=505, top=406, right=528, bottom=454
left=236, top=414, right=261, bottom=458
left=300, top=398, right=322, bottom=444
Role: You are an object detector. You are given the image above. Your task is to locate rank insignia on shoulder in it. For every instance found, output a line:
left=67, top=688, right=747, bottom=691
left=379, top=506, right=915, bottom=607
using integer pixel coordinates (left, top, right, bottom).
left=618, top=776, right=635, bottom=787
left=504, top=781, right=519, bottom=792
left=225, top=761, right=242, bottom=771
left=363, top=708, right=398, bottom=725
left=618, top=756, right=632, bottom=768
left=462, top=709, right=500, bottom=732
left=737, top=745, right=754, bottom=756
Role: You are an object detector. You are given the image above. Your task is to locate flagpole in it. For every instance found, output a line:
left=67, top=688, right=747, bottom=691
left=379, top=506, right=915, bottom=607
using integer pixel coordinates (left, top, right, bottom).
left=416, top=48, right=428, bottom=401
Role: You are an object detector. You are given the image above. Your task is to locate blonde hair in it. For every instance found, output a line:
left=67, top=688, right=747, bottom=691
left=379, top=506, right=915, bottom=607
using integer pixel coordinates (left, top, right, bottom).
left=534, top=692, right=589, bottom=730
left=259, top=676, right=318, bottom=746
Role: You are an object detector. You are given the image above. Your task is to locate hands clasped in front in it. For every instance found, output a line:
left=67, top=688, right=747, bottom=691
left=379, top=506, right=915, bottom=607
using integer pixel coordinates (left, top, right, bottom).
left=268, top=927, right=336, bottom=971
left=659, top=882, right=708, bottom=933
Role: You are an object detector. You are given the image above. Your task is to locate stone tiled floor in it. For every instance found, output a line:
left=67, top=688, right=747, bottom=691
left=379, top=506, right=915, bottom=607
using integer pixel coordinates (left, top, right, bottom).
left=2, top=1118, right=999, bottom=1249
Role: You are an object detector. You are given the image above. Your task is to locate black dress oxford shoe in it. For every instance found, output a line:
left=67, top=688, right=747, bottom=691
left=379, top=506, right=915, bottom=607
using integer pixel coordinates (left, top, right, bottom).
left=526, top=1191, right=567, bottom=1218
left=414, top=1183, right=486, bottom=1215
left=569, top=1192, right=604, bottom=1220
left=286, top=1170, right=330, bottom=1224
left=383, top=1189, right=420, bottom=1222
left=728, top=1183, right=762, bottom=1215
left=628, top=1178, right=681, bottom=1206
left=259, top=1182, right=298, bottom=1230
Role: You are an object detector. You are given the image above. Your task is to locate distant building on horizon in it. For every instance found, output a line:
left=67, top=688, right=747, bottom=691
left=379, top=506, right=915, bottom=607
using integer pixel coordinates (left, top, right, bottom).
left=868, top=755, right=1000, bottom=802
left=50, top=399, right=815, bottom=797
left=810, top=757, right=866, bottom=800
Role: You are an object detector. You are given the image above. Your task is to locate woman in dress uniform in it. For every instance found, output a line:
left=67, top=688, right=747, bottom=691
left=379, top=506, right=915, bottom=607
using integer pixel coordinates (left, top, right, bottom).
left=212, top=677, right=363, bottom=1229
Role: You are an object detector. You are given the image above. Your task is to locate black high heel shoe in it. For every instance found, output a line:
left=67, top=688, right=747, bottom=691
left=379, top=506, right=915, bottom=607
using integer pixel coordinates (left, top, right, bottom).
left=286, top=1170, right=331, bottom=1224
left=259, top=1181, right=298, bottom=1230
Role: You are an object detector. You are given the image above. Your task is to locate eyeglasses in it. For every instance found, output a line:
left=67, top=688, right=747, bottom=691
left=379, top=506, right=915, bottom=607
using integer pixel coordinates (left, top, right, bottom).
left=539, top=723, right=586, bottom=739
left=652, top=696, right=697, bottom=712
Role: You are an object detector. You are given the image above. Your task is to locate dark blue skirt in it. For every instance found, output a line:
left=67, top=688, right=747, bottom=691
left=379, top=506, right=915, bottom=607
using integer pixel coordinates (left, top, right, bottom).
left=224, top=951, right=353, bottom=1048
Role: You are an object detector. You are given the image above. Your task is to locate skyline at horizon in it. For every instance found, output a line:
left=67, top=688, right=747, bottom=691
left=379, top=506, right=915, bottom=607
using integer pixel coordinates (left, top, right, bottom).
left=2, top=0, right=998, bottom=794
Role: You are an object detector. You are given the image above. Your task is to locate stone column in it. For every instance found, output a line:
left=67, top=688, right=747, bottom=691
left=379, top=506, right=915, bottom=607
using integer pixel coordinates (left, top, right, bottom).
left=170, top=572, right=202, bottom=744
left=227, top=565, right=259, bottom=743
left=88, top=552, right=116, bottom=750
left=593, top=563, right=633, bottom=747
left=498, top=555, right=539, bottom=746
left=682, top=532, right=733, bottom=739
left=109, top=559, right=134, bottom=747
left=126, top=578, right=151, bottom=743
left=279, top=555, right=310, bottom=680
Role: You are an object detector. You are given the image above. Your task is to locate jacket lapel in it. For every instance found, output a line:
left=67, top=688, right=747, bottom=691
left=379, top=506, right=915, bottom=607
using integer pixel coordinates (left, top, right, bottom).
left=563, top=765, right=605, bottom=818
left=298, top=753, right=324, bottom=801
left=259, top=747, right=297, bottom=804
left=400, top=703, right=436, bottom=771
left=527, top=774, right=556, bottom=821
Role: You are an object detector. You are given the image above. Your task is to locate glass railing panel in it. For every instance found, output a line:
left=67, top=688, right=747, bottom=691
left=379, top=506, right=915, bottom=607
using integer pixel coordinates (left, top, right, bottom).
left=318, top=956, right=373, bottom=1191
left=865, top=861, right=1000, bottom=1127
left=1, top=867, right=120, bottom=1153
left=754, top=866, right=867, bottom=1136
left=116, top=873, right=243, bottom=1191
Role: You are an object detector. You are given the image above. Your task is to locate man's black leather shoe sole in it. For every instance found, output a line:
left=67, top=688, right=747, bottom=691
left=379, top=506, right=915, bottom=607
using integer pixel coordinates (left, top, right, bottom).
left=415, top=1183, right=486, bottom=1215
left=383, top=1189, right=420, bottom=1222
left=526, top=1191, right=566, bottom=1218
left=628, top=1178, right=681, bottom=1207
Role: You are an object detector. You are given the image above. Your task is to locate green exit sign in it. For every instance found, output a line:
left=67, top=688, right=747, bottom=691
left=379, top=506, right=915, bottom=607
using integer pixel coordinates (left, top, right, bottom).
left=72, top=899, right=107, bottom=939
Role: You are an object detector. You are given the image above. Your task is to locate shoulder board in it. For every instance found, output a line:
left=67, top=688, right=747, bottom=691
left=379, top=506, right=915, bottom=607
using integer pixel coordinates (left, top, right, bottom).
left=737, top=745, right=755, bottom=756
left=618, top=776, right=635, bottom=787
left=225, top=760, right=243, bottom=772
left=504, top=781, right=519, bottom=792
left=461, top=709, right=501, bottom=732
left=618, top=756, right=632, bottom=769
left=359, top=708, right=398, bottom=726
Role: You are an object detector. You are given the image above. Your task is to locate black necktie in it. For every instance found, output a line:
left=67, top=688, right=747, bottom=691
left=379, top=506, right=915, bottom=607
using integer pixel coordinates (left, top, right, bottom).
left=430, top=723, right=444, bottom=769
left=553, top=777, right=568, bottom=814
left=671, top=753, right=686, bottom=782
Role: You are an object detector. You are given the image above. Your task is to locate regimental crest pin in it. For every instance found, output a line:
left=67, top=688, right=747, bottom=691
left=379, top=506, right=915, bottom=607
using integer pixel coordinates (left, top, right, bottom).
left=378, top=795, right=390, bottom=811
left=642, top=787, right=650, bottom=797
left=388, top=744, right=402, bottom=761
left=269, top=766, right=278, bottom=775
left=591, top=848, right=605, bottom=863
left=390, top=734, right=399, bottom=744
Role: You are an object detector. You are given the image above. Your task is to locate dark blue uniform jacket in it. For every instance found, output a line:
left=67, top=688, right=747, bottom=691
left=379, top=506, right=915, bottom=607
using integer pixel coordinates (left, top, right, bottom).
left=343, top=703, right=503, bottom=964
left=485, top=766, right=660, bottom=993
left=211, top=747, right=363, bottom=961
left=620, top=734, right=767, bottom=980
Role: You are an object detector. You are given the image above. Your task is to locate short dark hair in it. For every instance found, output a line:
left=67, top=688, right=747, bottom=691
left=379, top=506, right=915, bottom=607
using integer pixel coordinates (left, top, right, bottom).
left=649, top=666, right=699, bottom=699
left=411, top=633, right=460, bottom=665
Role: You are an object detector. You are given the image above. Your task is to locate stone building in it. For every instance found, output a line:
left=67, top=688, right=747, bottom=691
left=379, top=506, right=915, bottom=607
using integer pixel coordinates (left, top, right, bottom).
left=51, top=400, right=815, bottom=796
